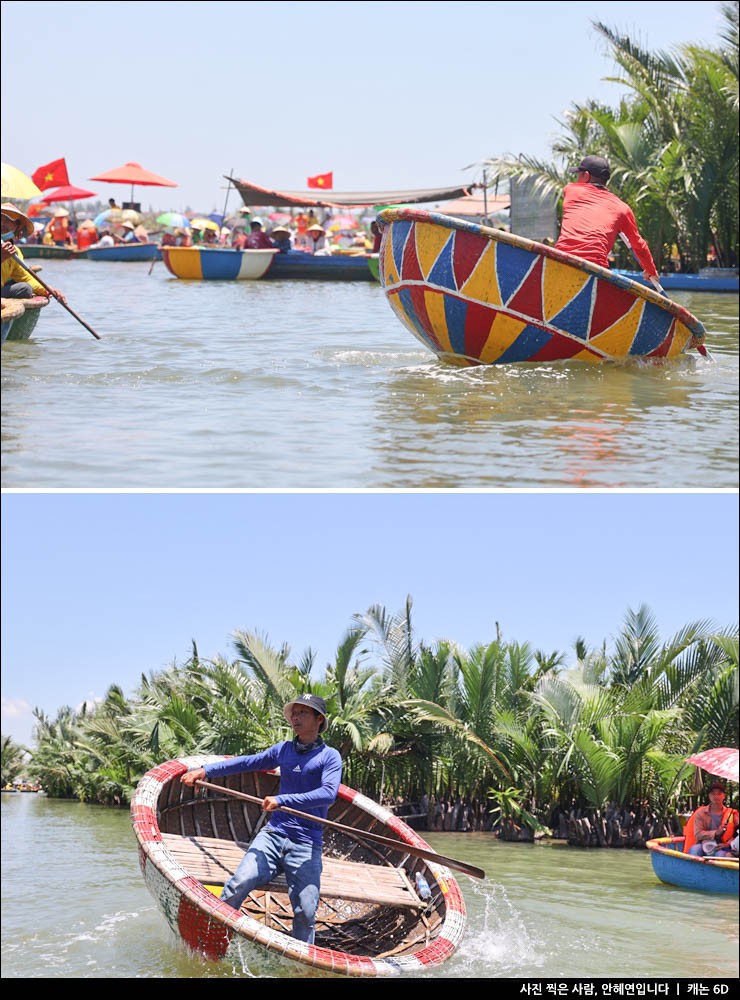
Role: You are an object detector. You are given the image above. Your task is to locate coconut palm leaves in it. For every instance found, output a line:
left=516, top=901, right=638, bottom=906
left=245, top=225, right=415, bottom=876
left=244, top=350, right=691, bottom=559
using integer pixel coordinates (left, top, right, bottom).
left=22, top=600, right=739, bottom=816
left=1, top=734, right=29, bottom=786
left=481, top=11, right=739, bottom=271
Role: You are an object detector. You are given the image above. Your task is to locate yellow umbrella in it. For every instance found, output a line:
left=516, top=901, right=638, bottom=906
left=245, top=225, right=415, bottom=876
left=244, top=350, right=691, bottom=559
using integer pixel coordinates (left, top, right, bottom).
left=190, top=217, right=220, bottom=232
left=1, top=162, right=42, bottom=200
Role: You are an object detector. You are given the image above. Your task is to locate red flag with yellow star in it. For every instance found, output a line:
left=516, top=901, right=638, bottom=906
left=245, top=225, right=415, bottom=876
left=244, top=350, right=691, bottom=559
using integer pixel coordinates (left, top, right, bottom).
left=31, top=158, right=70, bottom=191
left=307, top=172, right=333, bottom=189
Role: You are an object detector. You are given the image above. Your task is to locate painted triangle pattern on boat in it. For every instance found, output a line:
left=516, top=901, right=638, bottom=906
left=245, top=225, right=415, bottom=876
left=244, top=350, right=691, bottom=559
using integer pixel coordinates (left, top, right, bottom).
left=380, top=214, right=703, bottom=365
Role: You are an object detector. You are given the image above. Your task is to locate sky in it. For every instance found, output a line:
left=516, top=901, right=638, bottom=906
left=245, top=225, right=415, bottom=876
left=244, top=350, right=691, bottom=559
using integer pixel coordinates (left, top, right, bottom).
left=1, top=2, right=729, bottom=215
left=2, top=492, right=738, bottom=747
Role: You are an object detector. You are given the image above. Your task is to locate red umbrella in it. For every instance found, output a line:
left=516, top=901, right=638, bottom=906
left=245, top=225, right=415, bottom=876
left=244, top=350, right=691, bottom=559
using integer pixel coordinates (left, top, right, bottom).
left=686, top=748, right=739, bottom=783
left=88, top=161, right=177, bottom=203
left=41, top=184, right=97, bottom=203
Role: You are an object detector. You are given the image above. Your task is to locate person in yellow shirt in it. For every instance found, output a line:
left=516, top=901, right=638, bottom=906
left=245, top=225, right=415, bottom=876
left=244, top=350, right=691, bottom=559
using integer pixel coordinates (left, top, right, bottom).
left=1, top=203, right=67, bottom=303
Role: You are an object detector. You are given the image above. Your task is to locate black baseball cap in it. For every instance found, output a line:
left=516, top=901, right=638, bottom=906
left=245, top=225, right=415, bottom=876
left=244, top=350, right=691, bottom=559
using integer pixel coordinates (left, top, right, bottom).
left=573, top=155, right=611, bottom=181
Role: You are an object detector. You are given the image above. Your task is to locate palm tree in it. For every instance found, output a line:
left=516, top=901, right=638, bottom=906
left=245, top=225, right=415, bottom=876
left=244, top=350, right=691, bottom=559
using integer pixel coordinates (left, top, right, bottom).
left=481, top=10, right=739, bottom=271
left=1, top=734, right=29, bottom=786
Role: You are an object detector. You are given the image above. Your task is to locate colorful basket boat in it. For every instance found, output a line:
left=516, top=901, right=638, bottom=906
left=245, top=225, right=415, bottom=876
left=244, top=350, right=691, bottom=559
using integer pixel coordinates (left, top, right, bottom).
left=131, top=757, right=466, bottom=977
left=161, top=246, right=277, bottom=280
left=377, top=209, right=707, bottom=365
left=161, top=246, right=377, bottom=281
left=646, top=837, right=739, bottom=894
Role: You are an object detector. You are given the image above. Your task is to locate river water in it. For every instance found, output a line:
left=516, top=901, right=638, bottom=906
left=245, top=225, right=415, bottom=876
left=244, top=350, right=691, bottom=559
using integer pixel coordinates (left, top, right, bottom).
left=1, top=792, right=737, bottom=979
left=1, top=261, right=737, bottom=488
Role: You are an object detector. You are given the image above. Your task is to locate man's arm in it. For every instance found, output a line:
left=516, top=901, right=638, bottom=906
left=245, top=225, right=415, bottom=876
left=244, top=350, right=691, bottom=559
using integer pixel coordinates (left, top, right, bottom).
left=619, top=209, right=659, bottom=280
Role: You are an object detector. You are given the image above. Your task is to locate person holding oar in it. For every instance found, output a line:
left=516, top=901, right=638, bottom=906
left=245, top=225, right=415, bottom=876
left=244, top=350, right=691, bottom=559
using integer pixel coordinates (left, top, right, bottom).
left=181, top=694, right=342, bottom=945
left=1, top=203, right=67, bottom=304
left=1, top=202, right=101, bottom=340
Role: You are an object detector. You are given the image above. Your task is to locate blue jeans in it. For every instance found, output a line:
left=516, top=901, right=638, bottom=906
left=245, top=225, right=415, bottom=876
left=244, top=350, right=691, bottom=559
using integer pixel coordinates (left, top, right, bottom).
left=220, top=826, right=323, bottom=944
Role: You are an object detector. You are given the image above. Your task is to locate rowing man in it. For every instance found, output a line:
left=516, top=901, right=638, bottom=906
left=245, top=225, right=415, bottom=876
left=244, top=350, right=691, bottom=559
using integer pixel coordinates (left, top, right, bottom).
left=181, top=694, right=342, bottom=944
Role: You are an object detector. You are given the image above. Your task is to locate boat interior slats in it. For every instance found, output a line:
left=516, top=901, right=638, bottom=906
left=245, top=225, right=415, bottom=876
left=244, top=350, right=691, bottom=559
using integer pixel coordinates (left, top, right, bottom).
left=160, top=833, right=424, bottom=909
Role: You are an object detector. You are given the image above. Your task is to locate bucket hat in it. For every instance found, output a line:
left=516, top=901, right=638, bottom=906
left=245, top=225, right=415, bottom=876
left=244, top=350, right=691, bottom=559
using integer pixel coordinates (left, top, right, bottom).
left=283, top=694, right=328, bottom=733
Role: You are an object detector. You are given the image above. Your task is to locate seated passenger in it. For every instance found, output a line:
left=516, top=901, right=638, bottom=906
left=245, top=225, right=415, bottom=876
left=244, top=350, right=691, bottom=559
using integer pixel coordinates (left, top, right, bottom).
left=682, top=783, right=738, bottom=856
left=245, top=219, right=273, bottom=250
left=270, top=226, right=292, bottom=253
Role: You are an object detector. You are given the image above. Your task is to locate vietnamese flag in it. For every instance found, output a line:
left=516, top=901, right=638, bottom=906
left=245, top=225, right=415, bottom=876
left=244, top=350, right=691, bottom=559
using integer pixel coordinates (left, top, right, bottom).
left=307, top=172, right=333, bottom=189
left=31, top=158, right=70, bottom=191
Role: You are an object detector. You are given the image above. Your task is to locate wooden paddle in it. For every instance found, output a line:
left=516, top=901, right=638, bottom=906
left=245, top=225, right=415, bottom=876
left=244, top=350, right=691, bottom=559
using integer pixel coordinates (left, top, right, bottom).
left=13, top=254, right=101, bottom=339
left=194, top=779, right=486, bottom=880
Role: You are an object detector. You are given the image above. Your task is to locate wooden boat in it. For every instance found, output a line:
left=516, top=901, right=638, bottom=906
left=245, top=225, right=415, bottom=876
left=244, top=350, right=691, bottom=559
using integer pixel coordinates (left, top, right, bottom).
left=131, top=756, right=467, bottom=977
left=646, top=837, right=739, bottom=894
left=377, top=208, right=708, bottom=365
left=15, top=243, right=77, bottom=260
left=1, top=295, right=49, bottom=343
left=614, top=269, right=739, bottom=294
left=162, top=246, right=278, bottom=280
left=81, top=242, right=161, bottom=262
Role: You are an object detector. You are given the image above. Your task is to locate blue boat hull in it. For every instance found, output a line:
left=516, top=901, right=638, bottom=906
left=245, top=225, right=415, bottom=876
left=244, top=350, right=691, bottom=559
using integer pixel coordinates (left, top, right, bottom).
left=82, top=244, right=161, bottom=262
left=262, top=251, right=376, bottom=281
left=647, top=837, right=738, bottom=894
left=614, top=270, right=739, bottom=293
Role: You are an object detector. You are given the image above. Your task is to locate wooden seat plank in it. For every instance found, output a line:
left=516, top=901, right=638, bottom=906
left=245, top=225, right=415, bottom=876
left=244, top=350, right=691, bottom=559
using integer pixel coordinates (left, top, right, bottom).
left=161, top=833, right=423, bottom=909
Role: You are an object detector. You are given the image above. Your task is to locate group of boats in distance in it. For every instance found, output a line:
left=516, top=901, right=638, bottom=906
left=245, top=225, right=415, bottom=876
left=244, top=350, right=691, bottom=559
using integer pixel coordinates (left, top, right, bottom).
left=4, top=185, right=738, bottom=361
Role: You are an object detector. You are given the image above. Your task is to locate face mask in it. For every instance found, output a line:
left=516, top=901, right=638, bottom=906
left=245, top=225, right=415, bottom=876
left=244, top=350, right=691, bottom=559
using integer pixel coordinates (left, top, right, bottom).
left=2, top=231, right=16, bottom=240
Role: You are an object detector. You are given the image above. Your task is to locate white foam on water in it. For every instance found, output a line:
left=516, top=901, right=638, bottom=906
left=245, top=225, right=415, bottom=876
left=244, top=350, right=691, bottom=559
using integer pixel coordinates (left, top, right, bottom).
left=453, top=878, right=545, bottom=977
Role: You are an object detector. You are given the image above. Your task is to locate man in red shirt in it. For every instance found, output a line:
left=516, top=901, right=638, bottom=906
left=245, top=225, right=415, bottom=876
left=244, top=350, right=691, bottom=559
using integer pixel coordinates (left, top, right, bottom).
left=555, top=155, right=659, bottom=283
left=244, top=219, right=274, bottom=250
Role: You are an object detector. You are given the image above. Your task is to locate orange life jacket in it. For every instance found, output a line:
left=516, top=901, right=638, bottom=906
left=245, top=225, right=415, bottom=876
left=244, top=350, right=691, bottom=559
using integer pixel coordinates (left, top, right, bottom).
left=76, top=228, right=97, bottom=250
left=683, top=805, right=737, bottom=853
left=50, top=218, right=69, bottom=243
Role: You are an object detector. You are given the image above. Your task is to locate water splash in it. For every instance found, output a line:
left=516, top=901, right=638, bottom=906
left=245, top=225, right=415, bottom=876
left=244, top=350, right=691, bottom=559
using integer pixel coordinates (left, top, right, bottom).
left=454, top=878, right=545, bottom=977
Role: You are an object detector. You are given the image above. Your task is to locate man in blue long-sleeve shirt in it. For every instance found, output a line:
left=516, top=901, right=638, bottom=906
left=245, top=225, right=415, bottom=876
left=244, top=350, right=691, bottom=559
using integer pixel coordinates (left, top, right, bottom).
left=181, top=694, right=341, bottom=944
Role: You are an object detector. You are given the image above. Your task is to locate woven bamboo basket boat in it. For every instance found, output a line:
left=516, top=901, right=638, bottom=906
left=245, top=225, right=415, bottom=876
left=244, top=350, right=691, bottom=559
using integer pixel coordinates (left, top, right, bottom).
left=131, top=757, right=467, bottom=977
left=377, top=209, right=708, bottom=365
left=2, top=295, right=49, bottom=343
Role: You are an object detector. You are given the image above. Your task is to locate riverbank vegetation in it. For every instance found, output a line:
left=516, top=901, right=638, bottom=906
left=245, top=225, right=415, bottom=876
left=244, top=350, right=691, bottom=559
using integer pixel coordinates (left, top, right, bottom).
left=5, top=599, right=737, bottom=847
left=484, top=2, right=739, bottom=273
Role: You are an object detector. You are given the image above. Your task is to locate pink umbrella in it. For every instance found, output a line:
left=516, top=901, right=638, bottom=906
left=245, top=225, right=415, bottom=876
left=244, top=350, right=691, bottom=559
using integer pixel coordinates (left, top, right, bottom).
left=89, top=161, right=177, bottom=204
left=41, top=184, right=97, bottom=203
left=686, top=748, right=739, bottom=783
left=325, top=213, right=359, bottom=232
